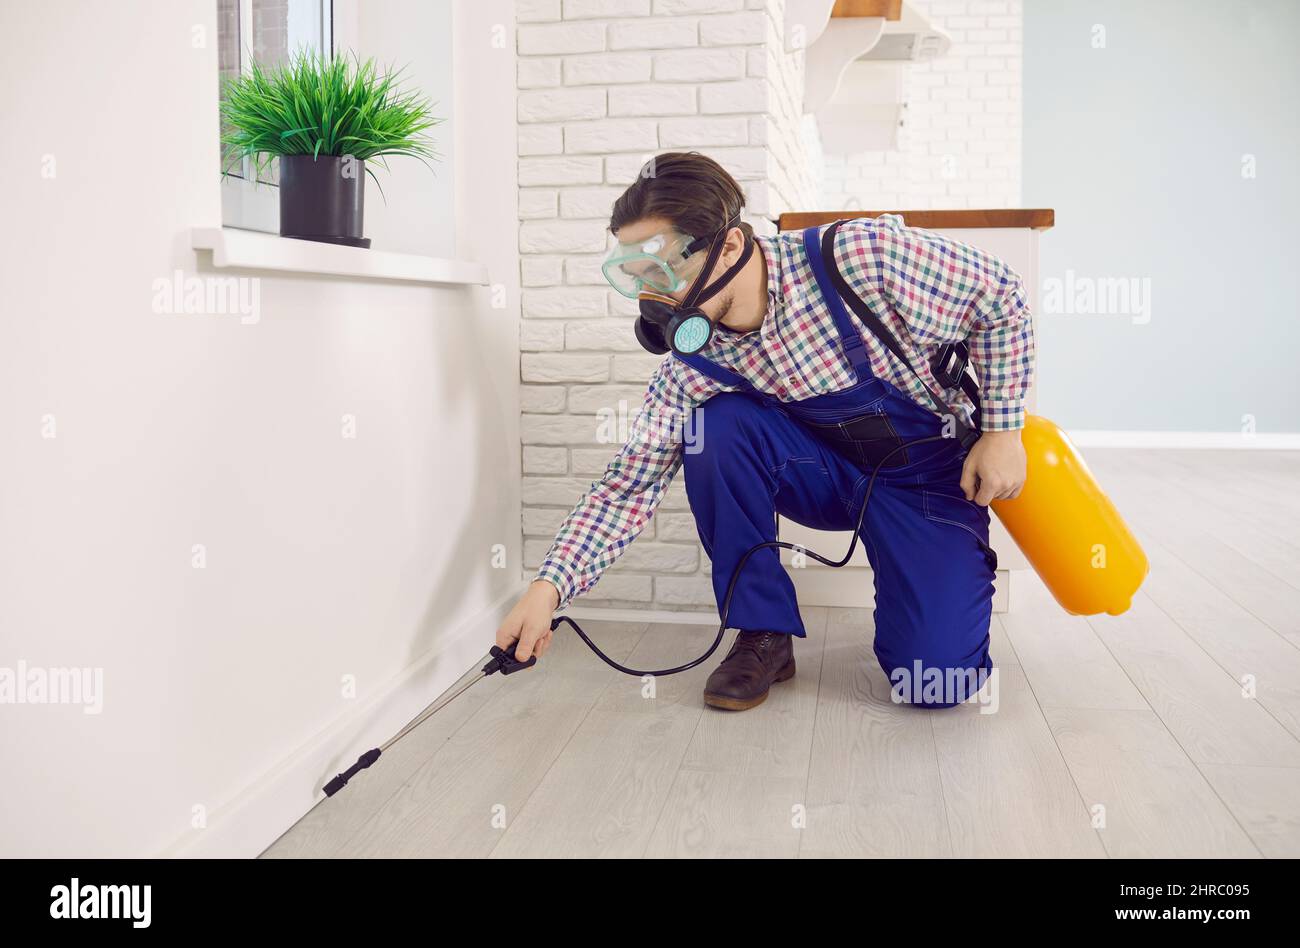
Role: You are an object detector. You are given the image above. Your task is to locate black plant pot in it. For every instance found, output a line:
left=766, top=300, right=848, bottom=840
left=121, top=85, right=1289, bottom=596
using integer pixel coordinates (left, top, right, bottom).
left=279, top=154, right=371, bottom=249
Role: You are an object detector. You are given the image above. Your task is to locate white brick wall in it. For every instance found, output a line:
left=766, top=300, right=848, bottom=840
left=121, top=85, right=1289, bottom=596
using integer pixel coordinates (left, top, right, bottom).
left=516, top=0, right=821, bottom=612
left=514, top=0, right=1026, bottom=612
left=820, top=0, right=1023, bottom=209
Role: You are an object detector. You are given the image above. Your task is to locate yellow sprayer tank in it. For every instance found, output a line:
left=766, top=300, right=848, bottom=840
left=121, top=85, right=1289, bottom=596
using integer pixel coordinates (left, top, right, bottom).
left=991, top=415, right=1148, bottom=616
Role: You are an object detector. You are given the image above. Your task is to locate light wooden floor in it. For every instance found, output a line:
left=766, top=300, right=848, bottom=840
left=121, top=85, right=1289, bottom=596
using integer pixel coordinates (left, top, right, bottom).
left=263, top=449, right=1300, bottom=858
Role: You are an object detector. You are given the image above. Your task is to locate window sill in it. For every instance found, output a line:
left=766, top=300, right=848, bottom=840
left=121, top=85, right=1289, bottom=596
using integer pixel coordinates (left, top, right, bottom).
left=191, top=227, right=490, bottom=286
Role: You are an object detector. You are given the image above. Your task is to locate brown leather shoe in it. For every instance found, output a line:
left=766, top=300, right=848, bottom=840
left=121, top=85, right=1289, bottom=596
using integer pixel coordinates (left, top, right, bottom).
left=703, top=630, right=796, bottom=711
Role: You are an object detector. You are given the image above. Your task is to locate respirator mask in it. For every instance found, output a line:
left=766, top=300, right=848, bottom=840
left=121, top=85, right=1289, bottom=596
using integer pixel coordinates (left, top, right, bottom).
left=600, top=215, right=754, bottom=356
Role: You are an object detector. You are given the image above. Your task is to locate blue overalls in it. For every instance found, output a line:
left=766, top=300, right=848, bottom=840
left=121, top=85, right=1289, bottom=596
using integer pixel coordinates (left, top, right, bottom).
left=676, top=226, right=996, bottom=707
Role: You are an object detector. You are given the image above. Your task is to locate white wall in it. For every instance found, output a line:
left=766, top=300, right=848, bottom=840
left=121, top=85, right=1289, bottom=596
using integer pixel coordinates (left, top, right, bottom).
left=1024, top=0, right=1300, bottom=434
left=821, top=0, right=1023, bottom=209
left=0, top=0, right=521, bottom=857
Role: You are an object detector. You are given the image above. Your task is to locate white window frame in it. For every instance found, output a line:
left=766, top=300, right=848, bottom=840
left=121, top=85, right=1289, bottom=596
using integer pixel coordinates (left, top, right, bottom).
left=220, top=0, right=341, bottom=233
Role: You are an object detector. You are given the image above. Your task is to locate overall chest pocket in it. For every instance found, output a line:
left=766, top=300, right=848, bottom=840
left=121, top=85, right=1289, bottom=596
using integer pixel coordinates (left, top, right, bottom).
left=800, top=412, right=908, bottom=469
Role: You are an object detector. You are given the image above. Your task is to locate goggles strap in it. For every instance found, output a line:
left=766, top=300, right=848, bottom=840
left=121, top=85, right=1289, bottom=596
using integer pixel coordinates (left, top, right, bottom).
left=681, top=217, right=750, bottom=309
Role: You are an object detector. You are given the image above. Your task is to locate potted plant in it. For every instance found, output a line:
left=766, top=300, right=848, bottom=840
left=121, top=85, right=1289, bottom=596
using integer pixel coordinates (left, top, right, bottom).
left=220, top=51, right=440, bottom=248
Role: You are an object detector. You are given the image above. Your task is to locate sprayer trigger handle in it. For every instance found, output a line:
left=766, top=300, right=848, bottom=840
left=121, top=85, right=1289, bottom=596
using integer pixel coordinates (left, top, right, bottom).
left=483, top=643, right=537, bottom=677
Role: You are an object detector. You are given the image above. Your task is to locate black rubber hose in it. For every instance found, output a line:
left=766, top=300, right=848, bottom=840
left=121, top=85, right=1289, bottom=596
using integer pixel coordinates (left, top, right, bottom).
left=550, top=434, right=949, bottom=677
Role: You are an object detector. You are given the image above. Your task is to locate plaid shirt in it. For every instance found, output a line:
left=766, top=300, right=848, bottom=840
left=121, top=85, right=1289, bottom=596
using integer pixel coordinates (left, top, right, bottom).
left=535, top=216, right=1034, bottom=609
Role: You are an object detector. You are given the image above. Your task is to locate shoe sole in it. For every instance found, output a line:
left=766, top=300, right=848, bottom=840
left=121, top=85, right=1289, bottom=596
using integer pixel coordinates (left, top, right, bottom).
left=703, top=659, right=796, bottom=711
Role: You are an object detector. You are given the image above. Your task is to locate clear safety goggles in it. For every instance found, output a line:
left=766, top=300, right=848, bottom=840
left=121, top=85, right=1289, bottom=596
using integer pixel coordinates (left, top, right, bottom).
left=600, top=230, right=709, bottom=299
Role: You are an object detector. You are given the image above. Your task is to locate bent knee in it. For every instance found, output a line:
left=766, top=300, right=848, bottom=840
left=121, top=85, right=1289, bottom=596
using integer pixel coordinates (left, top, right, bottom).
left=877, top=649, right=992, bottom=708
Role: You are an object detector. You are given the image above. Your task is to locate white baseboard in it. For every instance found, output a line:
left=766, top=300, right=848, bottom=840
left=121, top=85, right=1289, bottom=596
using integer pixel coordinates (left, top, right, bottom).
left=1069, top=430, right=1300, bottom=450
left=564, top=568, right=1016, bottom=621
left=562, top=604, right=720, bottom=626
left=158, top=582, right=524, bottom=859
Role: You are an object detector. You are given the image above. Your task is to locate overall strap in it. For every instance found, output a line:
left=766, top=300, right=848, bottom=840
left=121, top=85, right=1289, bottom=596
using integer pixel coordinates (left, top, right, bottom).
left=804, top=220, right=982, bottom=447
left=804, top=221, right=931, bottom=380
left=674, top=351, right=756, bottom=393
left=801, top=224, right=873, bottom=373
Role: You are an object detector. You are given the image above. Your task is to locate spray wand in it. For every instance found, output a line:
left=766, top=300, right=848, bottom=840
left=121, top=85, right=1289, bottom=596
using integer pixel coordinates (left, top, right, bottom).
left=323, top=644, right=536, bottom=797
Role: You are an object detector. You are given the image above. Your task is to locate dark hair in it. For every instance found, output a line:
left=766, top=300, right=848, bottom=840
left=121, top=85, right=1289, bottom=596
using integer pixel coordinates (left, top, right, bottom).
left=609, top=152, right=752, bottom=241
